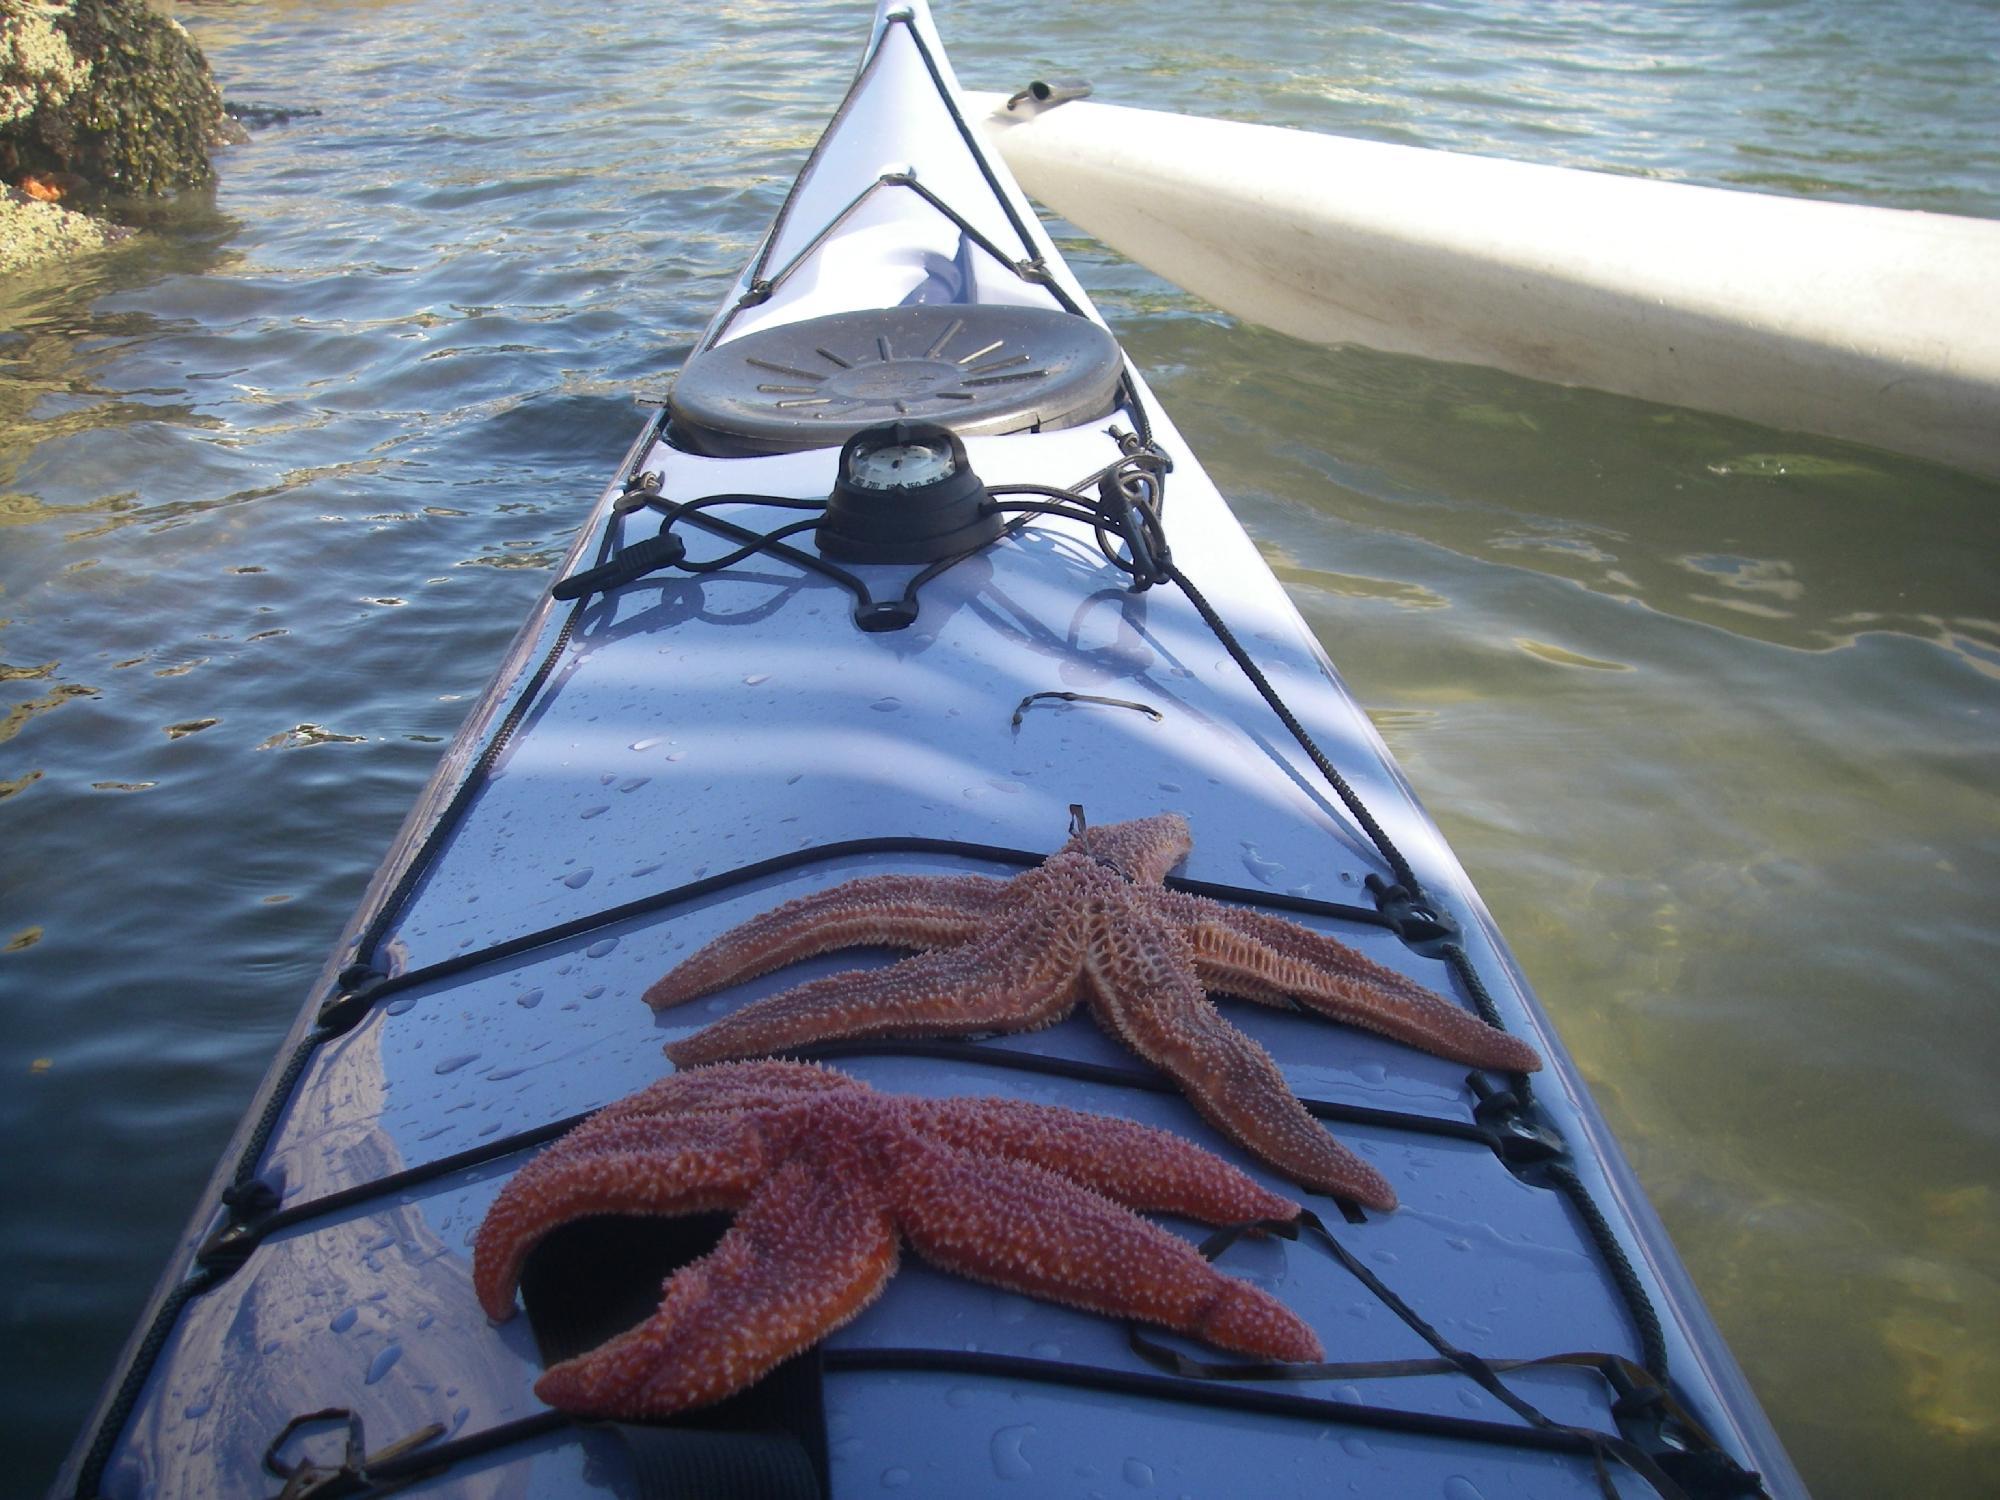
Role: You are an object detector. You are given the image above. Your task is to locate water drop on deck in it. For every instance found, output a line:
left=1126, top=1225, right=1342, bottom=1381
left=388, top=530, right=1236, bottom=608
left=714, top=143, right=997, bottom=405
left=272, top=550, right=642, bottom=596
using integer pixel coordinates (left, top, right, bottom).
left=364, top=1343, right=403, bottom=1384
left=990, top=1425, right=1034, bottom=1480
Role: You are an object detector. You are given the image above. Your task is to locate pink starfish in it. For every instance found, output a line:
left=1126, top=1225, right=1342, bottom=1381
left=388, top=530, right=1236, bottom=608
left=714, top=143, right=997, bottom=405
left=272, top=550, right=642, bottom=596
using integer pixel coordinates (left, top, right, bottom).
left=474, top=1060, right=1320, bottom=1418
left=646, top=814, right=1541, bottom=1209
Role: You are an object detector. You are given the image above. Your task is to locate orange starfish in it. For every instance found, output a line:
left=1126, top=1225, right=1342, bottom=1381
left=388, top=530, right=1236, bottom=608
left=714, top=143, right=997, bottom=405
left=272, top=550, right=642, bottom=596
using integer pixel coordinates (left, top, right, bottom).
left=647, top=814, right=1541, bottom=1209
left=474, top=1060, right=1319, bottom=1418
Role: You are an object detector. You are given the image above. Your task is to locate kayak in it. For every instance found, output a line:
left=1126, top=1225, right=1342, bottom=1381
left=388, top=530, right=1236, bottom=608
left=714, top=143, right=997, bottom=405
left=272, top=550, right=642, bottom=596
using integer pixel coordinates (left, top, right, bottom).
left=60, top=3, right=1807, bottom=1496
left=968, top=88, right=2000, bottom=482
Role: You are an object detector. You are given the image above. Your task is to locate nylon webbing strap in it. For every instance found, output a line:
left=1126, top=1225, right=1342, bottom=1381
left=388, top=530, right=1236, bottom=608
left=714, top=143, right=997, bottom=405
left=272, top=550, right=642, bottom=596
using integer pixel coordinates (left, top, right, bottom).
left=1120, top=1211, right=1696, bottom=1500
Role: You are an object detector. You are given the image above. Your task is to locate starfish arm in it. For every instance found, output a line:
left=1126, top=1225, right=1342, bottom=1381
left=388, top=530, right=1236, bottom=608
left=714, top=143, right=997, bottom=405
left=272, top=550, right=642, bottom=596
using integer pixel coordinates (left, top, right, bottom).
left=1157, top=891, right=1543, bottom=1073
left=590, top=1058, right=869, bottom=1126
left=1059, top=812, right=1192, bottom=886
left=663, top=910, right=1085, bottom=1069
left=643, top=874, right=1014, bottom=1010
left=1085, top=907, right=1399, bottom=1210
left=472, top=1112, right=777, bottom=1321
left=533, top=1157, right=900, bottom=1419
left=890, top=1136, right=1322, bottom=1362
left=914, top=1097, right=1300, bottom=1225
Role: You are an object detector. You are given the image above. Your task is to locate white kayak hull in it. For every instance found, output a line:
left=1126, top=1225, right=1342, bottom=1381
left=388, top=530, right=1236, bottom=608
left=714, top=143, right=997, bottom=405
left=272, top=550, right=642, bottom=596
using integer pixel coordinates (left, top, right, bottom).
left=971, top=91, right=2000, bottom=479
left=61, top=5, right=1806, bottom=1497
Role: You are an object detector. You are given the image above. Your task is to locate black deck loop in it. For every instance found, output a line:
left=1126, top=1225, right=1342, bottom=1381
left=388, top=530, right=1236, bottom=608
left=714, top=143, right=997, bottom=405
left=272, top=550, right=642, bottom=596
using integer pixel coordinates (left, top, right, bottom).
left=1468, top=1072, right=1571, bottom=1173
left=316, top=966, right=388, bottom=1034
left=1365, top=874, right=1461, bottom=953
left=193, top=1219, right=263, bottom=1275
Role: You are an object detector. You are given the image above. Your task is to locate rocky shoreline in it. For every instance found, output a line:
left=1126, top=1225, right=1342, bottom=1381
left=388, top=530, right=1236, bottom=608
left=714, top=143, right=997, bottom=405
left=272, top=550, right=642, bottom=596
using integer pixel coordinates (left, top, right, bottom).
left=1, top=0, right=232, bottom=273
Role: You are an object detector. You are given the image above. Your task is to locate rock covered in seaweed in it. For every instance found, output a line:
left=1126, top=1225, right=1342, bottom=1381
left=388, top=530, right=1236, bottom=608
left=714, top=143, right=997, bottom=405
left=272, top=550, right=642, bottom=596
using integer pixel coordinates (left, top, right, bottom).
left=3, top=0, right=231, bottom=194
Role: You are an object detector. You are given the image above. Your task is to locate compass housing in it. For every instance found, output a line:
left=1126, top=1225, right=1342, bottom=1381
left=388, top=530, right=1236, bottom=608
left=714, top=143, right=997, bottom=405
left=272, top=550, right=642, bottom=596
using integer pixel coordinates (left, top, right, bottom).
left=818, top=420, right=1000, bottom=565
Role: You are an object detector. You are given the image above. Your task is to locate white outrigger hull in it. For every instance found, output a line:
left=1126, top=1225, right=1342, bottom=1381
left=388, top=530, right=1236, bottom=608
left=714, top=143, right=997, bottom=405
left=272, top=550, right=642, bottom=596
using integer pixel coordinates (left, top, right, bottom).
left=973, top=91, right=2000, bottom=480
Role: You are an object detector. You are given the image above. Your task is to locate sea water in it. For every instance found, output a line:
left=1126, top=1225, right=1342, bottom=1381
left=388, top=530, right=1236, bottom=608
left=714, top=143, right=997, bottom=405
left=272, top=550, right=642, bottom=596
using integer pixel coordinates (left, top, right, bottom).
left=2, top=1, right=1995, bottom=1494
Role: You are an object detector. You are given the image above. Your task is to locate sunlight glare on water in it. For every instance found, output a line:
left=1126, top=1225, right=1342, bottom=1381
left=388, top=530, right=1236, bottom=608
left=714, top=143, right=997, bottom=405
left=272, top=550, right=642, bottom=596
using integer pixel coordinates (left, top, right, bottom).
left=2, top=1, right=1996, bottom=1494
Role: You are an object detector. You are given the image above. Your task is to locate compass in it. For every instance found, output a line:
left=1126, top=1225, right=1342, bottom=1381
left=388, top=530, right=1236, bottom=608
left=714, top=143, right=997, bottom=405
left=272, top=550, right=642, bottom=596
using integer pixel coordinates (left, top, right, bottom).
left=817, top=420, right=1001, bottom=565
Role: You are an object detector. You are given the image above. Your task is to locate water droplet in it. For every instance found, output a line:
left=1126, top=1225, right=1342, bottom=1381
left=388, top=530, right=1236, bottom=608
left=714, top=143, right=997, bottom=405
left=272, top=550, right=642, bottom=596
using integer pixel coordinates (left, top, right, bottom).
left=364, top=1343, right=403, bottom=1385
left=581, top=984, right=605, bottom=1000
left=620, top=777, right=650, bottom=792
left=881, top=1468, right=911, bottom=1489
left=183, top=1394, right=213, bottom=1419
left=1157, top=781, right=1182, bottom=793
left=870, top=697, right=901, bottom=712
left=563, top=868, right=594, bottom=889
left=631, top=737, right=663, bottom=751
left=1442, top=1479, right=1487, bottom=1500
left=579, top=805, right=609, bottom=820
left=1340, top=1436, right=1372, bottom=1459
left=990, top=1425, right=1034, bottom=1480
left=1028, top=1340, right=1062, bottom=1359
left=744, top=673, right=771, bottom=686
left=384, top=997, right=418, bottom=1016
left=1122, top=1458, right=1155, bottom=1488
left=515, top=988, right=544, bottom=1009
left=433, top=1053, right=479, bottom=1076
left=329, top=1307, right=358, bottom=1333
left=584, top=938, right=619, bottom=958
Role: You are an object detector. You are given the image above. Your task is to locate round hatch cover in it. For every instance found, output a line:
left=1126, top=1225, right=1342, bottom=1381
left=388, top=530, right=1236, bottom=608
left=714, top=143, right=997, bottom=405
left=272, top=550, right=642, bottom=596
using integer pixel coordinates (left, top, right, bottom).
left=669, top=304, right=1123, bottom=457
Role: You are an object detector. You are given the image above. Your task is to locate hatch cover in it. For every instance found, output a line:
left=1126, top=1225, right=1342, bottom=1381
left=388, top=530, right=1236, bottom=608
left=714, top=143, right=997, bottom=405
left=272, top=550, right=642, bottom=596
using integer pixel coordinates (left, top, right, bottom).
left=669, top=304, right=1123, bottom=457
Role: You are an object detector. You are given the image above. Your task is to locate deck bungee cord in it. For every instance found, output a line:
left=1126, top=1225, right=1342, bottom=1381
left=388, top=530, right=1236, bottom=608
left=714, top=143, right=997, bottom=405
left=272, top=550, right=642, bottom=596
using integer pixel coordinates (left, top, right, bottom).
left=67, top=7, right=1791, bottom=1496
left=71, top=445, right=1751, bottom=1495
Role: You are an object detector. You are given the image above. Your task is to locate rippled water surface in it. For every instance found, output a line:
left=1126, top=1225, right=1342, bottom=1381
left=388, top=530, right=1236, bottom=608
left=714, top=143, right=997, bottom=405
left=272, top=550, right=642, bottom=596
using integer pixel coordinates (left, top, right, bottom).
left=4, top=1, right=1996, bottom=1494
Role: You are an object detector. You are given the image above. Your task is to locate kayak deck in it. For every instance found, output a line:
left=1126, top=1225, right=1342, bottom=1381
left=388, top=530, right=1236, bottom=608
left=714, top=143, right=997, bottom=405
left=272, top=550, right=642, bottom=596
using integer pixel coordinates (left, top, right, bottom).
left=63, top=4, right=1801, bottom=1496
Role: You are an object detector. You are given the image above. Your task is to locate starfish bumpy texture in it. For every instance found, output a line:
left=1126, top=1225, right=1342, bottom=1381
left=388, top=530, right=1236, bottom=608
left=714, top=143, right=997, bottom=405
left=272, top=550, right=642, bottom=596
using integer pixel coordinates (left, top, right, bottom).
left=474, top=1060, right=1319, bottom=1418
left=646, top=814, right=1542, bottom=1209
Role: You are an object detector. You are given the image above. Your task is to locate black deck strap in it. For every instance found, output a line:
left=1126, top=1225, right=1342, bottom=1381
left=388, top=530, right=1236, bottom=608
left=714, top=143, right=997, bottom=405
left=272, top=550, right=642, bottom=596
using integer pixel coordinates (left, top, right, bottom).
left=1115, top=1214, right=1691, bottom=1500
left=154, top=1034, right=1500, bottom=1260
left=824, top=1346, right=1673, bottom=1478
left=312, top=835, right=1402, bottom=1038
left=795, top=1036, right=1495, bottom=1147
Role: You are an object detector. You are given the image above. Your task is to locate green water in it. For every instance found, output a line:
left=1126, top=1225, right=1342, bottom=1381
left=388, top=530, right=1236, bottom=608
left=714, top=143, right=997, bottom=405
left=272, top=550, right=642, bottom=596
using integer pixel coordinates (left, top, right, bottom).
left=3, top=1, right=1996, bottom=1493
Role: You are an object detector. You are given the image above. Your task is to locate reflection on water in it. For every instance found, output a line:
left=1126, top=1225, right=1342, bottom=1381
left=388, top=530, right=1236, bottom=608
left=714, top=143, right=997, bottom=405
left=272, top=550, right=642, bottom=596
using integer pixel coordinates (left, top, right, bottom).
left=2, top=0, right=1996, bottom=1494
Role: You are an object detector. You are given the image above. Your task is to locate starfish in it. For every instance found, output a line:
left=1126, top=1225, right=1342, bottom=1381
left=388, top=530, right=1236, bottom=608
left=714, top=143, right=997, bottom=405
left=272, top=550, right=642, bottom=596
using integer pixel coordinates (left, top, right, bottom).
left=474, top=1060, right=1319, bottom=1418
left=645, top=814, right=1542, bottom=1210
